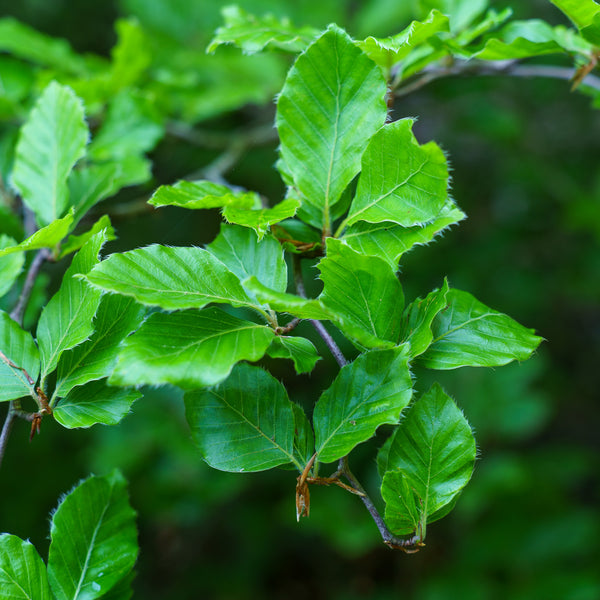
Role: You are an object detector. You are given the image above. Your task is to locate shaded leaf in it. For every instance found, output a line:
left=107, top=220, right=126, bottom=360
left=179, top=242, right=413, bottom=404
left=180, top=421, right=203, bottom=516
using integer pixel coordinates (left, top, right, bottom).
left=0, top=534, right=52, bottom=600
left=108, top=18, right=151, bottom=91
left=314, top=346, right=412, bottom=463
left=291, top=403, right=315, bottom=468
left=266, top=336, right=320, bottom=374
left=382, top=383, right=476, bottom=537
left=54, top=379, right=140, bottom=429
left=68, top=164, right=120, bottom=225
left=37, top=230, right=107, bottom=381
left=0, top=235, right=24, bottom=298
left=47, top=471, right=138, bottom=600
left=184, top=363, right=298, bottom=472
left=418, top=288, right=543, bottom=369
left=54, top=295, right=145, bottom=398
left=208, top=5, right=318, bottom=54
left=318, top=239, right=403, bottom=348
left=345, top=119, right=449, bottom=229
left=84, top=244, right=257, bottom=311
left=0, top=309, right=39, bottom=402
left=12, top=82, right=89, bottom=226
left=276, top=25, right=387, bottom=230
left=110, top=307, right=274, bottom=389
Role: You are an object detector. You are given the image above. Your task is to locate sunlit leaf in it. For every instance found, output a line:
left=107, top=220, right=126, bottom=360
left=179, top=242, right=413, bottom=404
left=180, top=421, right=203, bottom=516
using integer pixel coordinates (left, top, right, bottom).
left=110, top=307, right=274, bottom=389
left=276, top=25, right=387, bottom=230
left=184, top=363, right=298, bottom=472
left=223, top=198, right=300, bottom=240
left=58, top=214, right=116, bottom=260
left=0, top=235, right=24, bottom=298
left=550, top=0, right=600, bottom=45
left=291, top=402, right=315, bottom=468
left=314, top=346, right=412, bottom=463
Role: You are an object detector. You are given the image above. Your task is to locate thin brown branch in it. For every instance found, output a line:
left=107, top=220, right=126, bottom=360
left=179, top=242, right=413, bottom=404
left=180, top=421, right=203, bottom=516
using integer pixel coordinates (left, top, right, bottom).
left=10, top=248, right=49, bottom=325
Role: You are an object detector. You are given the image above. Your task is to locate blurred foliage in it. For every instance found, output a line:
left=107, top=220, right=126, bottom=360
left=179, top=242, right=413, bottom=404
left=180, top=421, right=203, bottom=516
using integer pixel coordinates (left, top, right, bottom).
left=0, top=0, right=598, bottom=598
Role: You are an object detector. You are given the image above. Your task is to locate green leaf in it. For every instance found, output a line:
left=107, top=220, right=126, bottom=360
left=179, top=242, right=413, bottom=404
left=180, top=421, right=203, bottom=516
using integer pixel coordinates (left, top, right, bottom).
left=419, top=0, right=487, bottom=33
left=358, top=10, right=450, bottom=71
left=54, top=295, right=145, bottom=398
left=11, top=82, right=89, bottom=226
left=88, top=90, right=163, bottom=161
left=84, top=245, right=257, bottom=311
left=108, top=18, right=151, bottom=90
left=149, top=180, right=259, bottom=211
left=549, top=0, right=600, bottom=41
left=291, top=403, right=315, bottom=468
left=58, top=215, right=117, bottom=260
left=399, top=279, right=449, bottom=357
left=37, top=230, right=107, bottom=381
left=418, top=288, right=543, bottom=369
left=184, top=363, right=298, bottom=472
left=318, top=239, right=404, bottom=348
left=206, top=225, right=287, bottom=299
left=345, top=119, right=449, bottom=229
left=0, top=534, right=52, bottom=600
left=342, top=200, right=465, bottom=269
left=68, top=164, right=120, bottom=225
left=223, top=198, right=300, bottom=240
left=53, top=379, right=141, bottom=429
left=241, top=276, right=333, bottom=320
left=0, top=211, right=74, bottom=258
left=0, top=309, right=40, bottom=402
left=47, top=471, right=137, bottom=600
left=110, top=307, right=275, bottom=389
left=381, top=383, right=476, bottom=538
left=314, top=346, right=413, bottom=463
left=0, top=235, right=24, bottom=298
left=266, top=336, right=320, bottom=374
left=207, top=5, right=319, bottom=54
left=276, top=25, right=387, bottom=230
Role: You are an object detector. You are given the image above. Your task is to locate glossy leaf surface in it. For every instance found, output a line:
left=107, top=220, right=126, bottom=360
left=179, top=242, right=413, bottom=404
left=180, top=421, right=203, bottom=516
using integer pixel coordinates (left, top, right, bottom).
left=222, top=198, right=300, bottom=240
left=314, top=346, right=412, bottom=463
left=185, top=363, right=298, bottom=472
left=110, top=307, right=274, bottom=389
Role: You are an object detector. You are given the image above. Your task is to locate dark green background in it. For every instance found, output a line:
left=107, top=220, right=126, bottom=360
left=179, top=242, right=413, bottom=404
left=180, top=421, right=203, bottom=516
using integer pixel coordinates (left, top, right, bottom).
left=0, top=1, right=598, bottom=598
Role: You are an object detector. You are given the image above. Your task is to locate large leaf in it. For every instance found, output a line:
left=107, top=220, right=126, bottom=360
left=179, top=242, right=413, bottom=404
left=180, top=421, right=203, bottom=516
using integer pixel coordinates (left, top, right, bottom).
left=184, top=363, right=298, bottom=472
left=0, top=309, right=40, bottom=402
left=84, top=245, right=258, bottom=311
left=11, top=82, right=89, bottom=226
left=266, top=336, right=320, bottom=374
left=110, top=307, right=274, bottom=389
left=0, top=235, right=24, bottom=297
left=276, top=25, right=387, bottom=231
left=342, top=200, right=465, bottom=269
left=53, top=379, right=141, bottom=429
left=381, top=383, right=476, bottom=538
left=37, top=230, right=106, bottom=381
left=0, top=534, right=52, bottom=600
left=550, top=0, right=600, bottom=45
left=206, top=225, right=287, bottom=299
left=318, top=239, right=404, bottom=348
left=207, top=5, right=319, bottom=54
left=314, top=346, right=412, bottom=463
left=54, top=295, right=145, bottom=398
left=58, top=215, right=116, bottom=260
left=345, top=119, right=449, bottom=229
left=47, top=471, right=137, bottom=600
left=418, top=288, right=543, bottom=369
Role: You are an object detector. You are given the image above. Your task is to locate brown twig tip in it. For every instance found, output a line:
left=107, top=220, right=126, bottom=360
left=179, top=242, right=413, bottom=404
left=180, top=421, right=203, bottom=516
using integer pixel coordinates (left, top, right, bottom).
left=296, top=452, right=317, bottom=521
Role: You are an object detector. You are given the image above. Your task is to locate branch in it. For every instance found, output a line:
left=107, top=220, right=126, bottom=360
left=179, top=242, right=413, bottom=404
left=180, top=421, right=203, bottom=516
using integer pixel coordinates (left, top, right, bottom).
left=0, top=405, right=17, bottom=468
left=9, top=248, right=49, bottom=325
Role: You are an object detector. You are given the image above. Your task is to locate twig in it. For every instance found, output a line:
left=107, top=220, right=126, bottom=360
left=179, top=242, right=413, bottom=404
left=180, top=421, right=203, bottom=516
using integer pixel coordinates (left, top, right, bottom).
left=0, top=405, right=17, bottom=468
left=9, top=248, right=49, bottom=325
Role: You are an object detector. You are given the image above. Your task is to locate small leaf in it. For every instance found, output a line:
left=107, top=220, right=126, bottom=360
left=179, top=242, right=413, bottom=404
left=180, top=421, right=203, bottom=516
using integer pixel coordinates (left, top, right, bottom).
left=84, top=244, right=257, bottom=311
left=206, top=225, right=287, bottom=299
left=314, top=346, right=413, bottom=463
left=58, top=214, right=117, bottom=260
left=345, top=119, right=449, bottom=229
left=11, top=81, right=89, bottom=226
left=149, top=179, right=259, bottom=211
left=0, top=235, right=24, bottom=298
left=276, top=25, right=387, bottom=230
left=418, top=288, right=543, bottom=369
left=399, top=279, right=449, bottom=357
left=110, top=307, right=275, bottom=389
left=318, top=239, right=404, bottom=348
left=54, top=295, right=145, bottom=398
left=37, top=229, right=107, bottom=381
left=184, top=363, right=298, bottom=472
left=47, top=471, right=138, bottom=600
left=207, top=5, right=319, bottom=54
left=0, top=534, right=52, bottom=600
left=54, top=379, right=140, bottom=429
left=0, top=309, right=40, bottom=402
left=68, top=164, right=120, bottom=225
left=291, top=402, right=315, bottom=468
left=0, top=211, right=74, bottom=258
left=381, top=383, right=476, bottom=538
left=223, top=197, right=300, bottom=240
left=266, top=336, right=321, bottom=374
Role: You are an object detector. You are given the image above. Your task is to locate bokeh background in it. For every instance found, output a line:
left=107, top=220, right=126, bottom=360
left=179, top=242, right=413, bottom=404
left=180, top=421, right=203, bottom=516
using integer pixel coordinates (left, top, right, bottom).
left=0, top=0, right=598, bottom=598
